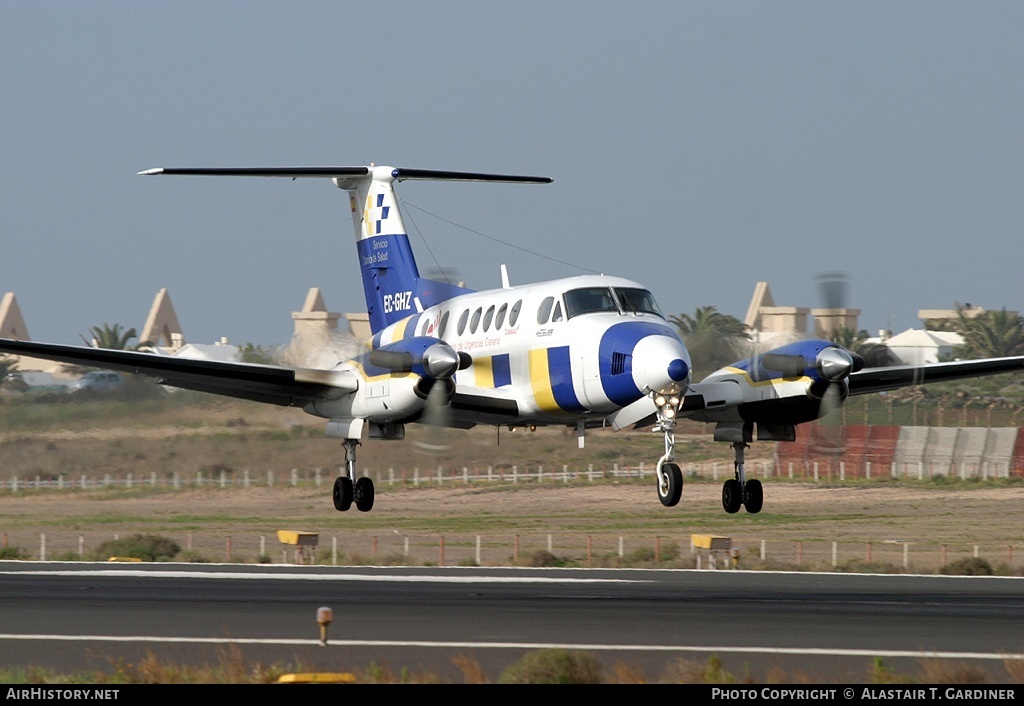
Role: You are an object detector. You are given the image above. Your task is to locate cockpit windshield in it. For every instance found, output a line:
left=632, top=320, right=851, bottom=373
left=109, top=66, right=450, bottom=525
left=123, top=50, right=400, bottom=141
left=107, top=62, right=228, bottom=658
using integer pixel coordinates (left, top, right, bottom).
left=564, top=287, right=618, bottom=318
left=614, top=287, right=664, bottom=317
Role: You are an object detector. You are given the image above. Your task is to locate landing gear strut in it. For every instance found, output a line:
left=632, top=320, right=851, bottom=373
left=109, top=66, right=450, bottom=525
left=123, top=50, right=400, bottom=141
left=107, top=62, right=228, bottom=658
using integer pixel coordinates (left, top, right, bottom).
left=653, top=391, right=684, bottom=507
left=722, top=441, right=762, bottom=514
left=333, top=438, right=374, bottom=512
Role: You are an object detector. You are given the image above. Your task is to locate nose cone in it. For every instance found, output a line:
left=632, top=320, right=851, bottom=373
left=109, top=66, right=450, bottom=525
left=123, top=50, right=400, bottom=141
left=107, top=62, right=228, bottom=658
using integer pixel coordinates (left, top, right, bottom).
left=423, top=342, right=459, bottom=380
left=635, top=335, right=690, bottom=393
left=816, top=346, right=854, bottom=382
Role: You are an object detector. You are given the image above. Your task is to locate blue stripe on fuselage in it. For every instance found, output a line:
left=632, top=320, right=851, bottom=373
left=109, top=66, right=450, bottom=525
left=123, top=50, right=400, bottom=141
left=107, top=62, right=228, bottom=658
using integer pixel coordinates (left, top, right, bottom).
left=493, top=353, right=512, bottom=387
left=599, top=321, right=679, bottom=406
left=548, top=346, right=586, bottom=413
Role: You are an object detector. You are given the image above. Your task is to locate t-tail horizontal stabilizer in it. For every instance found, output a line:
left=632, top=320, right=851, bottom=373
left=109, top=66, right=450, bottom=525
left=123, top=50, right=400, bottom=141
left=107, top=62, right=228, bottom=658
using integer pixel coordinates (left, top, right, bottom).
left=139, top=165, right=552, bottom=334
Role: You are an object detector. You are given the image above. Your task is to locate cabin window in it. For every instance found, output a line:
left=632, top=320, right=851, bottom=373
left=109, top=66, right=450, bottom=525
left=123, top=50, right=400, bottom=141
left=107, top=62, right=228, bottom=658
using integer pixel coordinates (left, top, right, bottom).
left=564, top=287, right=618, bottom=318
left=438, top=311, right=450, bottom=339
left=470, top=307, right=482, bottom=334
left=457, top=309, right=469, bottom=336
left=509, top=300, right=522, bottom=326
left=495, top=303, right=507, bottom=330
left=552, top=301, right=564, bottom=322
left=483, top=305, right=495, bottom=331
left=537, top=296, right=554, bottom=324
left=614, top=287, right=664, bottom=317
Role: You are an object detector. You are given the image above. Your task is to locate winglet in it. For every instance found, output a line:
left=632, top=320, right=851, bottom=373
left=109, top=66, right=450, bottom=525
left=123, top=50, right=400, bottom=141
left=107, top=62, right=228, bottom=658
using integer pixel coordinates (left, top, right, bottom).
left=137, top=168, right=164, bottom=176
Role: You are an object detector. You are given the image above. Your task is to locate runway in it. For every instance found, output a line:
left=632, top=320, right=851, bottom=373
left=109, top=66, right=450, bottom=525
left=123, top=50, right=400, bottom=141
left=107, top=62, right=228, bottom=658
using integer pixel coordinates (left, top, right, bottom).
left=1, top=562, right=1022, bottom=682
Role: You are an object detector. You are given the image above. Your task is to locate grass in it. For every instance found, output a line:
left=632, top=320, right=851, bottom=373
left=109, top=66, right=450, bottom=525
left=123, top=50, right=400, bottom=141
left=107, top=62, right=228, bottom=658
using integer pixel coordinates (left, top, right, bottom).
left=0, top=648, right=1018, bottom=684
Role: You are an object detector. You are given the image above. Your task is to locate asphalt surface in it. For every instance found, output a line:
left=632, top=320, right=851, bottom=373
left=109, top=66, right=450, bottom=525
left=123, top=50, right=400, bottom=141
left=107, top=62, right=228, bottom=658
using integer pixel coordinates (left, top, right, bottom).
left=1, top=562, right=1022, bottom=683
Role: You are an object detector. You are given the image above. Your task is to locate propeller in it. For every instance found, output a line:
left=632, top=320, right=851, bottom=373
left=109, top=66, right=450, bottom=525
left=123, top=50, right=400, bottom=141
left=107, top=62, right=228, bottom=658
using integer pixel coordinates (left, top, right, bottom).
left=367, top=337, right=470, bottom=454
left=808, top=345, right=856, bottom=421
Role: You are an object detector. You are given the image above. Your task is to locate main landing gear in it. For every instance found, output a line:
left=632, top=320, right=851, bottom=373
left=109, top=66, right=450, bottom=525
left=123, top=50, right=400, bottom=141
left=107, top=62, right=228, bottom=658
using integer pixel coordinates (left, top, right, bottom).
left=722, top=441, right=762, bottom=514
left=333, top=439, right=374, bottom=512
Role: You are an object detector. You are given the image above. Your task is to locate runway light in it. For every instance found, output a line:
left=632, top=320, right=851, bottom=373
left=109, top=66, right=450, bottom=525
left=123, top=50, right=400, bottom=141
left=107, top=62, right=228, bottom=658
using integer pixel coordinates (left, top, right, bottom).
left=317, top=606, right=333, bottom=646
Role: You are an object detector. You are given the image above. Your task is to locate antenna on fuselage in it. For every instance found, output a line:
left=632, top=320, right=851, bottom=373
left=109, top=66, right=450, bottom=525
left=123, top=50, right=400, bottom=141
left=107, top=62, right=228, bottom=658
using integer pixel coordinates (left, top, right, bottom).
left=500, top=264, right=511, bottom=289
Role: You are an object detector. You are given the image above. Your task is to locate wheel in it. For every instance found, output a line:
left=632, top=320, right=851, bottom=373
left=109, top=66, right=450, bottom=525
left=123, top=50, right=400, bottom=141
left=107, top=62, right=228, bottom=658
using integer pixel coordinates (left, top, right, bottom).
left=722, top=479, right=742, bottom=514
left=657, top=462, right=683, bottom=507
left=354, top=476, right=375, bottom=512
left=333, top=476, right=353, bottom=512
left=743, top=479, right=763, bottom=514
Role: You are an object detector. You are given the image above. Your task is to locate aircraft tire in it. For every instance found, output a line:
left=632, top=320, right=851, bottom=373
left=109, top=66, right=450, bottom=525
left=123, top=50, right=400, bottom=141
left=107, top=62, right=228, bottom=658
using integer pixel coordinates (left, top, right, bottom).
left=333, top=476, right=353, bottom=512
left=354, top=477, right=375, bottom=512
left=722, top=479, right=742, bottom=514
left=743, top=479, right=763, bottom=514
left=657, top=462, right=683, bottom=507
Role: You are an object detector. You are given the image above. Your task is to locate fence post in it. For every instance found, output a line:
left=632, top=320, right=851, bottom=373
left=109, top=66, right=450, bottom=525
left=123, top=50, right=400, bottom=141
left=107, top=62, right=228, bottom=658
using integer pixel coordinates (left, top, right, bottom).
left=476, top=536, right=481, bottom=565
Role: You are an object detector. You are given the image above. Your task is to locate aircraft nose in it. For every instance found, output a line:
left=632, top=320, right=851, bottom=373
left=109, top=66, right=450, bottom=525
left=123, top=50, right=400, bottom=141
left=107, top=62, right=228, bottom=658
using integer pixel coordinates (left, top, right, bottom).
left=634, top=335, right=690, bottom=393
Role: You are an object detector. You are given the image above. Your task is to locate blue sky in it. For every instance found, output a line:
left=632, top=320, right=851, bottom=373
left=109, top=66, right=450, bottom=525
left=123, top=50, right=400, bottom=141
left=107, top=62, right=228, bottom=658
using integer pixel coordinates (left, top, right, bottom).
left=2, top=1, right=1021, bottom=348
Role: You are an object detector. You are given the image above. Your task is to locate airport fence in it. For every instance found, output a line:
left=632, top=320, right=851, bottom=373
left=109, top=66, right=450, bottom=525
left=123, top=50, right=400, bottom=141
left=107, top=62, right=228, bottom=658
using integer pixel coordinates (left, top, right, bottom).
left=0, top=450, right=1017, bottom=493
left=2, top=527, right=1021, bottom=575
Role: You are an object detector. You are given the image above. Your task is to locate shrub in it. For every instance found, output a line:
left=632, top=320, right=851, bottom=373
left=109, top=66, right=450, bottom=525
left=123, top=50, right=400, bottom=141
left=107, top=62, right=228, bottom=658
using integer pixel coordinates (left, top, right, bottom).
left=92, top=534, right=181, bottom=562
left=0, top=546, right=30, bottom=560
left=498, top=649, right=603, bottom=684
left=940, top=557, right=993, bottom=576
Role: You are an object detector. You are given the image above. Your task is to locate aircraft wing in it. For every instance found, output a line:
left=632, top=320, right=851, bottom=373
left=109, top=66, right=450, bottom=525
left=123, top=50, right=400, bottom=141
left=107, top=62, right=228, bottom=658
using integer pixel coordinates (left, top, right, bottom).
left=0, top=339, right=357, bottom=407
left=848, top=355, right=1024, bottom=396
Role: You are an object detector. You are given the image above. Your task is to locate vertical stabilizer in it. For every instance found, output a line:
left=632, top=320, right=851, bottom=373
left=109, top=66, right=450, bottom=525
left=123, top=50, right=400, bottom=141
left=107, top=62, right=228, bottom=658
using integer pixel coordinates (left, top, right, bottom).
left=139, top=165, right=551, bottom=335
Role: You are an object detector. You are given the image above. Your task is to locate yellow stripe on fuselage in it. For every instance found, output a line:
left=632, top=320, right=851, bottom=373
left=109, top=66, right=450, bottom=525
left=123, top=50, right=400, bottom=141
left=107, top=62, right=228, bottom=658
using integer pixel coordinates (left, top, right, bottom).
left=393, top=316, right=411, bottom=340
left=528, top=348, right=558, bottom=412
left=474, top=357, right=495, bottom=388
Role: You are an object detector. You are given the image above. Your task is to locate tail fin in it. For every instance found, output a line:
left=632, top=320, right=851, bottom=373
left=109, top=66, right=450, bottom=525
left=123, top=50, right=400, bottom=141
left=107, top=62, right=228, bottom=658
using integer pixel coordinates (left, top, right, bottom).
left=140, top=165, right=551, bottom=335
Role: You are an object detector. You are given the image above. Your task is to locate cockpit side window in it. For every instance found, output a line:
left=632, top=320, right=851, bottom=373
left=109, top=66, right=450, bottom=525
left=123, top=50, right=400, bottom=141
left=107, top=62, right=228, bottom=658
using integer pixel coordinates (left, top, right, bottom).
left=552, top=301, right=563, bottom=322
left=564, top=287, right=619, bottom=318
left=614, top=288, right=664, bottom=318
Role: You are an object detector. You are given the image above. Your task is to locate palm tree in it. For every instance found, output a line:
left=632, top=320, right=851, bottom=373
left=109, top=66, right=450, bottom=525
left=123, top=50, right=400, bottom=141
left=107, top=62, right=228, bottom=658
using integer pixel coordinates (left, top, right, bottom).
left=952, top=307, right=1024, bottom=359
left=79, top=323, right=139, bottom=350
left=669, top=306, right=751, bottom=380
left=828, top=327, right=900, bottom=368
left=0, top=354, right=18, bottom=389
